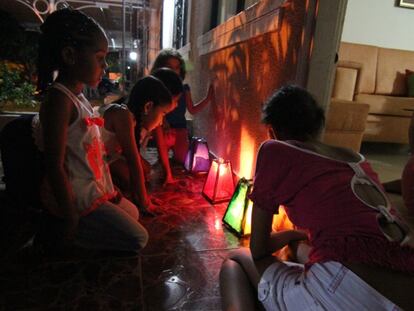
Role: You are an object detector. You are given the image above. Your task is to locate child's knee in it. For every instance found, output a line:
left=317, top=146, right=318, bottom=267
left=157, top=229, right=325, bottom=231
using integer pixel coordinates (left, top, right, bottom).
left=220, top=258, right=236, bottom=281
left=132, top=225, right=149, bottom=250
left=220, top=258, right=249, bottom=287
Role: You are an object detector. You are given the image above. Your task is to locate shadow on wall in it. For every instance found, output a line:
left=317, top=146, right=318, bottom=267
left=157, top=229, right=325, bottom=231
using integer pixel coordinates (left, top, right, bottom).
left=199, top=0, right=315, bottom=179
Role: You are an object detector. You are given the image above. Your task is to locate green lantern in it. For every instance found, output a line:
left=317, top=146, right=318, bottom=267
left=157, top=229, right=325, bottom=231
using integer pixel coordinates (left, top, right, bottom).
left=222, top=177, right=253, bottom=237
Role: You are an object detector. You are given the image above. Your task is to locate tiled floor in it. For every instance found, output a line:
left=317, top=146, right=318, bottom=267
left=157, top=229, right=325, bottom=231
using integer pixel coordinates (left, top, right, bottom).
left=361, top=142, right=410, bottom=183
left=0, top=142, right=409, bottom=310
left=0, top=148, right=248, bottom=311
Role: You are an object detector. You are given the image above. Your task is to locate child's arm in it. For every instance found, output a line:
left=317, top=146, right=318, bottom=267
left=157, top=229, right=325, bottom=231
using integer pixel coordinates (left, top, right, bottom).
left=153, top=125, right=175, bottom=185
left=41, top=91, right=78, bottom=240
left=185, top=83, right=215, bottom=115
left=111, top=109, right=151, bottom=209
left=250, top=205, right=308, bottom=260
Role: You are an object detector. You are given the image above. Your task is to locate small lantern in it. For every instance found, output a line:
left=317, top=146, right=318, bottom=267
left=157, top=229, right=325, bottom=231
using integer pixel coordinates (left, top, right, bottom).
left=223, top=178, right=295, bottom=237
left=184, top=137, right=211, bottom=173
left=222, top=178, right=253, bottom=236
left=202, top=158, right=235, bottom=203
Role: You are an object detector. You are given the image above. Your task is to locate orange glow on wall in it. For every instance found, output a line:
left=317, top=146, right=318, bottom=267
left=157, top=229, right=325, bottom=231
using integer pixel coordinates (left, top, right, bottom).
left=272, top=205, right=294, bottom=232
left=192, top=0, right=315, bottom=180
left=239, top=126, right=255, bottom=179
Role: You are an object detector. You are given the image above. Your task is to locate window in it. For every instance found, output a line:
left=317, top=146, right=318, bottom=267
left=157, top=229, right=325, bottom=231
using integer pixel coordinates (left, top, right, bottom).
left=173, top=0, right=189, bottom=49
left=211, top=0, right=258, bottom=29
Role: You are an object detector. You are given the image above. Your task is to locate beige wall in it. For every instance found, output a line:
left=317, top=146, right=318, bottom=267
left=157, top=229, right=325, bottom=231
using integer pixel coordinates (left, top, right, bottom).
left=181, top=0, right=317, bottom=178
left=342, top=0, right=414, bottom=51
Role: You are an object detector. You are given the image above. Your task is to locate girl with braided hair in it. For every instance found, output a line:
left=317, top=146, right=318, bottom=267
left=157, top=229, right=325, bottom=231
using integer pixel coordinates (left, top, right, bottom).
left=33, top=8, right=148, bottom=253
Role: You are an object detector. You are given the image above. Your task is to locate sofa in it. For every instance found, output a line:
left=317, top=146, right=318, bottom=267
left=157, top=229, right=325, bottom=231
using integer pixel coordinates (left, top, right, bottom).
left=322, top=99, right=369, bottom=152
left=331, top=42, right=414, bottom=144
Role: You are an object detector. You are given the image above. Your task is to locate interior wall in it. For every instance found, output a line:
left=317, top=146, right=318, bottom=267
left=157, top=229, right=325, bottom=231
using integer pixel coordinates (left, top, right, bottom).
left=306, top=0, right=347, bottom=111
left=342, top=0, right=414, bottom=51
left=183, top=0, right=317, bottom=179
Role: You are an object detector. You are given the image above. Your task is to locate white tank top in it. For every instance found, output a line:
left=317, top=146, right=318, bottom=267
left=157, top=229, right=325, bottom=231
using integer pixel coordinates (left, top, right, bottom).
left=96, top=103, right=126, bottom=164
left=33, top=83, right=117, bottom=215
left=97, top=103, right=148, bottom=160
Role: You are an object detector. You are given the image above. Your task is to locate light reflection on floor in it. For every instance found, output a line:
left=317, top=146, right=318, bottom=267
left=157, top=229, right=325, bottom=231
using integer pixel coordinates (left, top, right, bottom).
left=0, top=142, right=409, bottom=310
left=0, top=148, right=247, bottom=310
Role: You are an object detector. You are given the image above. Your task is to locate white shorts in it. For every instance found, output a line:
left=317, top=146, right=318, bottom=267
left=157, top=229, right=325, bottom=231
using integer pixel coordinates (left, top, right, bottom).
left=258, top=261, right=401, bottom=311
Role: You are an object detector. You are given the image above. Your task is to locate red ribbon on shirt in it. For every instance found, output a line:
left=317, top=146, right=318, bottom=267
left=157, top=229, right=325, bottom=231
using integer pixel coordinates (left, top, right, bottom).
left=84, top=117, right=104, bottom=127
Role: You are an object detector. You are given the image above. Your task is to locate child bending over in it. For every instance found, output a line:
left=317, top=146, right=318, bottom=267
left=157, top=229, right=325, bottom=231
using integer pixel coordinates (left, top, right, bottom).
left=149, top=67, right=184, bottom=184
left=98, top=75, right=178, bottom=215
left=150, top=49, right=215, bottom=180
left=220, top=85, right=414, bottom=311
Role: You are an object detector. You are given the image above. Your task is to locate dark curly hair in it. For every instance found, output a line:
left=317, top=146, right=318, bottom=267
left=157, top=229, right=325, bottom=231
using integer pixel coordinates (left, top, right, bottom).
left=150, top=48, right=186, bottom=80
left=151, top=67, right=183, bottom=97
left=127, top=76, right=172, bottom=145
left=37, top=8, right=105, bottom=92
left=261, top=85, right=325, bottom=141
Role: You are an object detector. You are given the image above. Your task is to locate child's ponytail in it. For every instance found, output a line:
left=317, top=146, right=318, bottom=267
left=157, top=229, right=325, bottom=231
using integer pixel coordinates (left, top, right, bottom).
left=37, top=27, right=57, bottom=92
left=36, top=8, right=104, bottom=92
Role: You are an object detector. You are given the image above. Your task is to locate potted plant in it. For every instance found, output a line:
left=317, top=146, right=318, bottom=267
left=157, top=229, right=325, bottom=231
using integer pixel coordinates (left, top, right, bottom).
left=0, top=10, right=39, bottom=114
left=0, top=63, right=39, bottom=112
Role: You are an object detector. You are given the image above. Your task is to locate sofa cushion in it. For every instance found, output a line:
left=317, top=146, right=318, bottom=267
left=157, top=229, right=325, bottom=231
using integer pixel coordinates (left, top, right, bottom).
left=325, top=99, right=369, bottom=131
left=339, top=42, right=378, bottom=94
left=337, top=60, right=362, bottom=71
left=376, top=47, right=414, bottom=96
left=323, top=99, right=369, bottom=152
left=355, top=94, right=414, bottom=117
left=364, top=114, right=410, bottom=144
left=332, top=67, right=358, bottom=101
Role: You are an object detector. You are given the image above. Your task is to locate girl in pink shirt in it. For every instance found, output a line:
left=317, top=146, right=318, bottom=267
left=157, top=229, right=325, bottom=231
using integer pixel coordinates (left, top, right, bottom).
left=220, top=85, right=414, bottom=311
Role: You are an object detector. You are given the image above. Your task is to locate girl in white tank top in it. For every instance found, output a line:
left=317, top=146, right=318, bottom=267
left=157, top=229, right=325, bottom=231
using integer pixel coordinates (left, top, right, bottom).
left=34, top=9, right=148, bottom=252
left=34, top=83, right=117, bottom=215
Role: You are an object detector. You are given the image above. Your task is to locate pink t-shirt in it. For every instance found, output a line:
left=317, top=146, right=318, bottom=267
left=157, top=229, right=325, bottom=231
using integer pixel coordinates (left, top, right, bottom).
left=402, top=156, right=414, bottom=215
left=249, top=140, right=414, bottom=272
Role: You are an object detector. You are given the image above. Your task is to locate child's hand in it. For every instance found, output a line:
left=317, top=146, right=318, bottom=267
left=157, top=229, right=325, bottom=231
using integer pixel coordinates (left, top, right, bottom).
left=135, top=196, right=158, bottom=217
left=287, top=236, right=310, bottom=264
left=110, top=187, right=124, bottom=204
left=163, top=174, right=178, bottom=186
left=207, top=75, right=218, bottom=100
left=138, top=196, right=163, bottom=217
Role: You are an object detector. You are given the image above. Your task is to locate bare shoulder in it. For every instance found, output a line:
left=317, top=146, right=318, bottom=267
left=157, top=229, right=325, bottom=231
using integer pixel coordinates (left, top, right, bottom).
left=107, top=104, right=132, bottom=121
left=106, top=105, right=134, bottom=132
left=40, top=88, right=75, bottom=125
left=43, top=88, right=72, bottom=110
